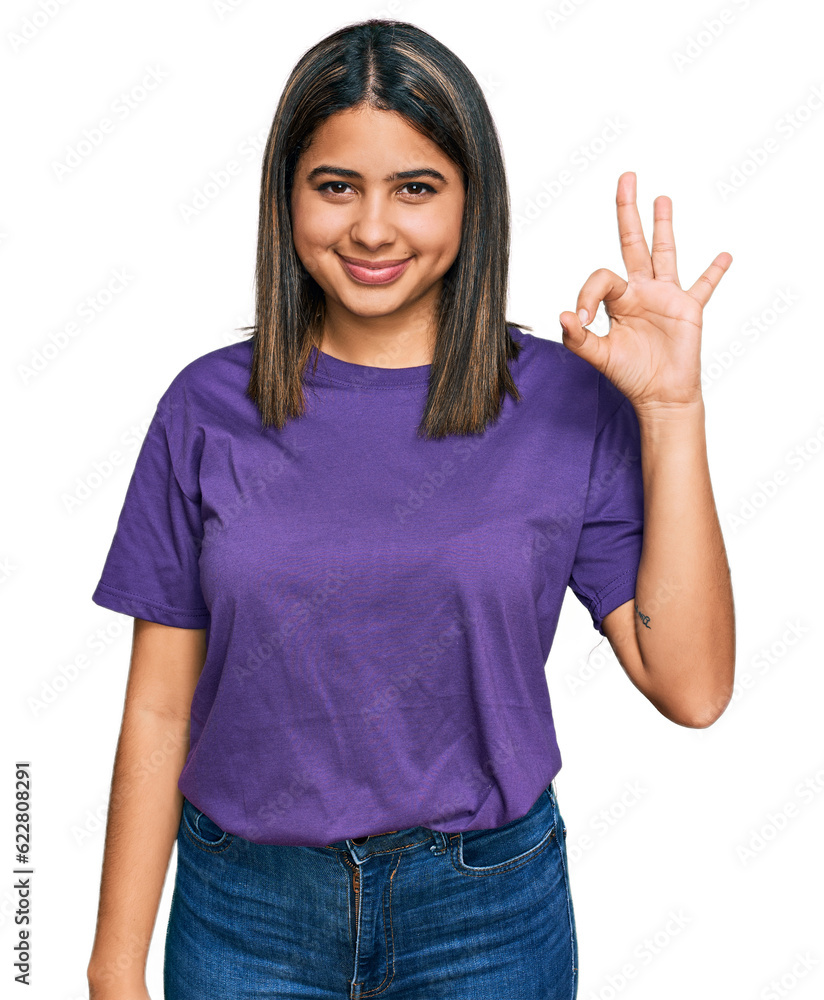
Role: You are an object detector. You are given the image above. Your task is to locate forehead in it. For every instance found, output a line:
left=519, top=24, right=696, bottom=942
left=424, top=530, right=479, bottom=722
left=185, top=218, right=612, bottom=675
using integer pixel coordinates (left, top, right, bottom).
left=300, top=106, right=455, bottom=175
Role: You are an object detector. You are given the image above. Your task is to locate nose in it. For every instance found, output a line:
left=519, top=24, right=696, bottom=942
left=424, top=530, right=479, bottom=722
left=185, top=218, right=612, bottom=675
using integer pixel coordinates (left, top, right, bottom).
left=350, top=192, right=397, bottom=249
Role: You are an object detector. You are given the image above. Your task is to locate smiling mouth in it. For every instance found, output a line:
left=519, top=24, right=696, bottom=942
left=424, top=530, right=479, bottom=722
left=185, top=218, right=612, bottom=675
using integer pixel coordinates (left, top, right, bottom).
left=338, top=254, right=413, bottom=285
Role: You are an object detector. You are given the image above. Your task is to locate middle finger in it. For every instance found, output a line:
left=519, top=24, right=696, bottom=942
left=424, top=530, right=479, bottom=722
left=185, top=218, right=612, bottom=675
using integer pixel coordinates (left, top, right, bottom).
left=651, top=194, right=679, bottom=284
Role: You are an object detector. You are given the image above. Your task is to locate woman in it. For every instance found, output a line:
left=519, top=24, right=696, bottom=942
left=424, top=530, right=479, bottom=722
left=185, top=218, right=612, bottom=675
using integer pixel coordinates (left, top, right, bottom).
left=86, top=18, right=735, bottom=1000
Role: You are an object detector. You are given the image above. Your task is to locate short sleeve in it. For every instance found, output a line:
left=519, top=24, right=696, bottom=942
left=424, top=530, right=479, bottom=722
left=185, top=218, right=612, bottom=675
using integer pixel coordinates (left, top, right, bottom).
left=90, top=386, right=210, bottom=629
left=568, top=375, right=645, bottom=636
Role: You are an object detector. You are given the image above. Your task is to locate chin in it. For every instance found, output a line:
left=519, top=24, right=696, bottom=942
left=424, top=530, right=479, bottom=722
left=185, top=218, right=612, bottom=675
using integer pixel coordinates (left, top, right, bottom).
left=335, top=288, right=409, bottom=312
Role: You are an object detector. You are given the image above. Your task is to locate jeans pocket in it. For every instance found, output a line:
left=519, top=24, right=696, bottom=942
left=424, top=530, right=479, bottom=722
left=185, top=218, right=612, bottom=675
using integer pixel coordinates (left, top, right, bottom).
left=181, top=796, right=235, bottom=853
left=451, top=784, right=557, bottom=876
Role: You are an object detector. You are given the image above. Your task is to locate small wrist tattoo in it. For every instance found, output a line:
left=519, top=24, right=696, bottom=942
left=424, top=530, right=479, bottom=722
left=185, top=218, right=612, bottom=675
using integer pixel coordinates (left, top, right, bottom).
left=635, top=602, right=651, bottom=628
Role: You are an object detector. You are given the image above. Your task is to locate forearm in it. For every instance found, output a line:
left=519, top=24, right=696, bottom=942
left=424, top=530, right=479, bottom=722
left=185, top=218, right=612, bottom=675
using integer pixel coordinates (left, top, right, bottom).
left=87, top=706, right=189, bottom=992
left=633, top=399, right=736, bottom=726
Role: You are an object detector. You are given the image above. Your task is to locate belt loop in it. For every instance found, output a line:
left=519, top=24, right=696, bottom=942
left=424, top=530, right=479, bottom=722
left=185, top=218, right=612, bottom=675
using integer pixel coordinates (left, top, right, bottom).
left=429, top=829, right=448, bottom=855
left=346, top=839, right=368, bottom=865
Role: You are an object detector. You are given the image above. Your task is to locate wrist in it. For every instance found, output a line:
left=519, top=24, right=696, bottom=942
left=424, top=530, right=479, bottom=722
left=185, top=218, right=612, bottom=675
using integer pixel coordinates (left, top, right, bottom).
left=87, top=957, right=146, bottom=990
left=633, top=397, right=705, bottom=421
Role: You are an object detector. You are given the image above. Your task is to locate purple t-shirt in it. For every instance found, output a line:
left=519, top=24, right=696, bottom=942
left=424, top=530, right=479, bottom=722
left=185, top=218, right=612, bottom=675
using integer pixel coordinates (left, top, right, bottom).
left=91, top=326, right=644, bottom=846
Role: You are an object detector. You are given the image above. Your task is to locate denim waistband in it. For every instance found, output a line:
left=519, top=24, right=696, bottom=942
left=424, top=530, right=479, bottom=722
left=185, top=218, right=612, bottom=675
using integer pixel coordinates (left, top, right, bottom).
left=320, top=780, right=556, bottom=864
left=322, top=824, right=452, bottom=861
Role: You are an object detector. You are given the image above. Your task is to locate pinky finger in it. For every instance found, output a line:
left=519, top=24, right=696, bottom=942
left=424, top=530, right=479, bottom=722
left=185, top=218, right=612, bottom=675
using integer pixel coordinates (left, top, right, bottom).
left=687, top=252, right=733, bottom=308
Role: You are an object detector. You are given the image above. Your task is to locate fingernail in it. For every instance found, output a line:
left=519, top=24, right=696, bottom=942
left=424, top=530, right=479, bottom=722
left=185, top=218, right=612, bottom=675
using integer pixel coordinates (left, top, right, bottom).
left=577, top=308, right=589, bottom=325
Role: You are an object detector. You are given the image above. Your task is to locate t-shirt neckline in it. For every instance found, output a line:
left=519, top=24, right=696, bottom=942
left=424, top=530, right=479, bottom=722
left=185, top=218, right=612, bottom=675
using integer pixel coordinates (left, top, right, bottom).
left=304, top=344, right=431, bottom=388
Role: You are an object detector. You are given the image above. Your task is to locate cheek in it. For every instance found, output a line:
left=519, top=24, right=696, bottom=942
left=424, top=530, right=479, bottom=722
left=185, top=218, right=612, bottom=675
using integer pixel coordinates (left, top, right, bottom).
left=291, top=196, right=332, bottom=257
left=293, top=196, right=344, bottom=244
left=412, top=210, right=463, bottom=263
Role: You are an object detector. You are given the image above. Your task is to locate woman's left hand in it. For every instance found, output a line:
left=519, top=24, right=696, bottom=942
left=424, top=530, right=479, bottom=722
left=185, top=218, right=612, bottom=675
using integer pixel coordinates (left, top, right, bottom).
left=559, top=171, right=733, bottom=417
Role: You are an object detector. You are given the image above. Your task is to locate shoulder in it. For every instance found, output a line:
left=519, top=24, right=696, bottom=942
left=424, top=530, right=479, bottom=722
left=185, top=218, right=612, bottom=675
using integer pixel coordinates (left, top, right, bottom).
left=507, top=324, right=632, bottom=433
left=164, top=336, right=253, bottom=395
left=508, top=323, right=591, bottom=372
left=507, top=323, right=600, bottom=391
left=156, top=337, right=254, bottom=421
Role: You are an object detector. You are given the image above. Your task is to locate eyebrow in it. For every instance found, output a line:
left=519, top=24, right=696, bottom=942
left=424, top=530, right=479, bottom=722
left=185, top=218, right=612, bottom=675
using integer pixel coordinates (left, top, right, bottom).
left=305, top=165, right=448, bottom=184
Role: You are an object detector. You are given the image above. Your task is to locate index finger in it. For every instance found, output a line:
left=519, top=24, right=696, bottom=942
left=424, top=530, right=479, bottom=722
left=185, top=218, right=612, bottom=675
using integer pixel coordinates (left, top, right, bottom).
left=616, top=172, right=653, bottom=281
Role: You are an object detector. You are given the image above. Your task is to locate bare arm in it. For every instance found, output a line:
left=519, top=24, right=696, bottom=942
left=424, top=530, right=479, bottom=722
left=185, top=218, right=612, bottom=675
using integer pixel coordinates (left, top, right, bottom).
left=87, top=619, right=207, bottom=998
left=602, top=401, right=735, bottom=728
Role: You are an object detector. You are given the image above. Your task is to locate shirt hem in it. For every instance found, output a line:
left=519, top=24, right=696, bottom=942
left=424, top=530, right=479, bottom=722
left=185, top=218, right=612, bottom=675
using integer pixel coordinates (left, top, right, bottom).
left=91, top=581, right=210, bottom=628
left=592, top=569, right=638, bottom=634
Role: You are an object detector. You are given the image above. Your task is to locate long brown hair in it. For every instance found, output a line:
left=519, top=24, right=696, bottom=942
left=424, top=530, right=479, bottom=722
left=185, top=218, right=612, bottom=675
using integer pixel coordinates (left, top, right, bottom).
left=239, top=18, right=532, bottom=439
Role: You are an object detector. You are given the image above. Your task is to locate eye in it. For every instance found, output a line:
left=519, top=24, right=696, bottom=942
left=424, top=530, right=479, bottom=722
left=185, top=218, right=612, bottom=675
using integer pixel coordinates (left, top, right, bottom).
left=317, top=181, right=354, bottom=195
left=401, top=182, right=436, bottom=198
left=315, top=181, right=436, bottom=199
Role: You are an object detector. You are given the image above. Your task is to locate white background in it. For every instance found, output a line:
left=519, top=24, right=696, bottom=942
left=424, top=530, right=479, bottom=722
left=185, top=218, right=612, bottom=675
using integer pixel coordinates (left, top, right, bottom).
left=3, top=0, right=823, bottom=998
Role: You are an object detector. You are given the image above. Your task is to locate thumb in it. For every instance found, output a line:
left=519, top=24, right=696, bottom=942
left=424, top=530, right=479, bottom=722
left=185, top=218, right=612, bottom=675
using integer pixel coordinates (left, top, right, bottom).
left=560, top=308, right=603, bottom=369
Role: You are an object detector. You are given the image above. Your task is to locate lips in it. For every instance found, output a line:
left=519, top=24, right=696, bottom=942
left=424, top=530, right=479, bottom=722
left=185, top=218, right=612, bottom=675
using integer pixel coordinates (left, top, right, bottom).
left=338, top=254, right=413, bottom=285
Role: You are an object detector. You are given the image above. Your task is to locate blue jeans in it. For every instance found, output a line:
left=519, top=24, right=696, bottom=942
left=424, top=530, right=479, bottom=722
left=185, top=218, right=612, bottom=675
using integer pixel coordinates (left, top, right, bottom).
left=164, top=779, right=578, bottom=998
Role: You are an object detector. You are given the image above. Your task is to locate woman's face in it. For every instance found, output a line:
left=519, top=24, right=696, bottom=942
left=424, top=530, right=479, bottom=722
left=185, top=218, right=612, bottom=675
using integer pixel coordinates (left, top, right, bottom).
left=290, top=105, right=465, bottom=331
